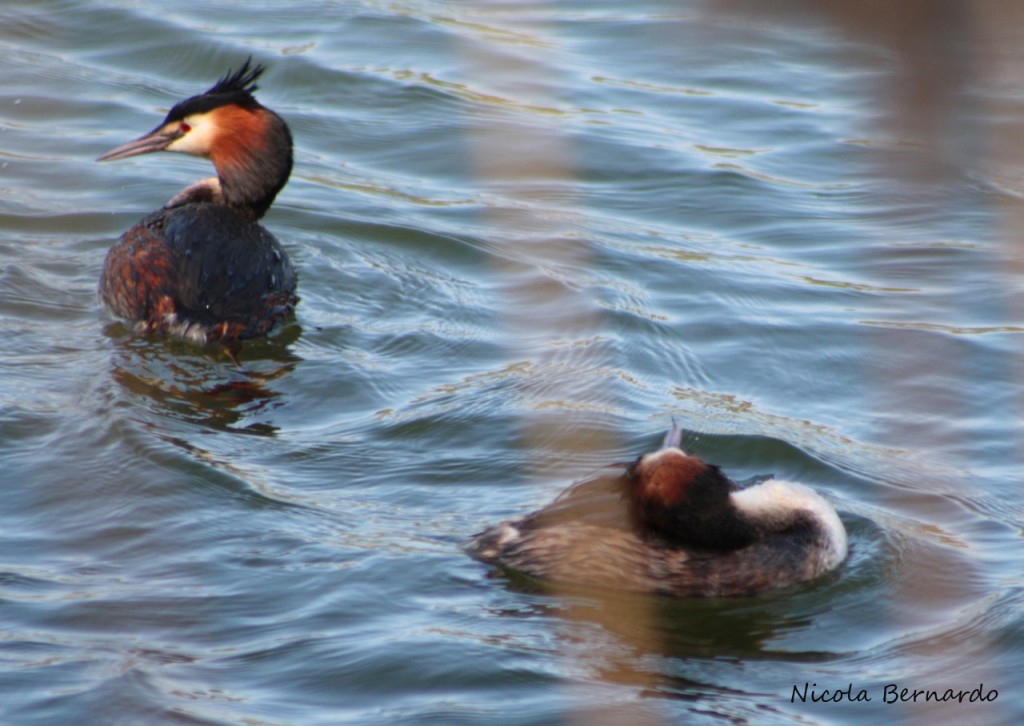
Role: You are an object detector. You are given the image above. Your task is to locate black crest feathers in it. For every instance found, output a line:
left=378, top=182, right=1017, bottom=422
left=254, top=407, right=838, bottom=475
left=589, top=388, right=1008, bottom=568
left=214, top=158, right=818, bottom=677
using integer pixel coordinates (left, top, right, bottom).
left=206, top=57, right=265, bottom=97
left=166, top=57, right=267, bottom=121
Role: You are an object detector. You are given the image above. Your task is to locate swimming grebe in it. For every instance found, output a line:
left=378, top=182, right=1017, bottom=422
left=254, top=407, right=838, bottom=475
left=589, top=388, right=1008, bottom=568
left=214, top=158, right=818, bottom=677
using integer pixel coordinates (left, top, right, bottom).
left=97, top=59, right=296, bottom=344
left=465, top=423, right=848, bottom=597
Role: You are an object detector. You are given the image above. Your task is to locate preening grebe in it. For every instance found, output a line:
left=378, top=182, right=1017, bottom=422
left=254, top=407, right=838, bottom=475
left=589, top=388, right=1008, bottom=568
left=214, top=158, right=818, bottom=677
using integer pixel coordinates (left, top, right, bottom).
left=97, top=58, right=296, bottom=344
left=465, top=423, right=848, bottom=597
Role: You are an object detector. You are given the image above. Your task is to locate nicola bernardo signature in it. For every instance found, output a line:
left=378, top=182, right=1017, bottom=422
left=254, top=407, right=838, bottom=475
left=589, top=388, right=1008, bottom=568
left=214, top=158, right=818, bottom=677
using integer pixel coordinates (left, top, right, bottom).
left=791, top=682, right=998, bottom=705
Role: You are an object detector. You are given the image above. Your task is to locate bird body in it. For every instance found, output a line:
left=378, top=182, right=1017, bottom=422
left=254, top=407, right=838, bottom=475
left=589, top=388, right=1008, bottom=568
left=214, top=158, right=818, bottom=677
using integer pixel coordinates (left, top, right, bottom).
left=465, top=424, right=848, bottom=597
left=100, top=203, right=295, bottom=342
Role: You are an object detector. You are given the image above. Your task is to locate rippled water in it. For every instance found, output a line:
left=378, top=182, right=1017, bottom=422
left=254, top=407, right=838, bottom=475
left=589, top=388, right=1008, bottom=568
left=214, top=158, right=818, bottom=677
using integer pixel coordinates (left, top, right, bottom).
left=2, top=1, right=1022, bottom=724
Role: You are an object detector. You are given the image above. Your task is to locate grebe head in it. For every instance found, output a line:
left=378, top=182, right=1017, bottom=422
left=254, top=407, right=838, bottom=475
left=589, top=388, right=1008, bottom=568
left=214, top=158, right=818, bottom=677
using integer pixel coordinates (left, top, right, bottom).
left=625, top=424, right=847, bottom=564
left=626, top=432, right=758, bottom=551
left=97, top=58, right=293, bottom=219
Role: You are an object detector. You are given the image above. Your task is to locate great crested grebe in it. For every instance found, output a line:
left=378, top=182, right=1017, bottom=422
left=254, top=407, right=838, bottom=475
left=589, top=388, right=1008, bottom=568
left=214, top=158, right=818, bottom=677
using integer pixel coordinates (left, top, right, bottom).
left=465, top=423, right=848, bottom=597
left=97, top=58, right=296, bottom=344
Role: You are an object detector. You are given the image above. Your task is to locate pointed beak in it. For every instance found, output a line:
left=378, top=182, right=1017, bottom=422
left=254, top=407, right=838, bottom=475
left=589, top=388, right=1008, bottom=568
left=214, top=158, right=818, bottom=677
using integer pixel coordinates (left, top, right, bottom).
left=660, top=418, right=683, bottom=450
left=96, top=126, right=182, bottom=162
left=617, top=420, right=687, bottom=474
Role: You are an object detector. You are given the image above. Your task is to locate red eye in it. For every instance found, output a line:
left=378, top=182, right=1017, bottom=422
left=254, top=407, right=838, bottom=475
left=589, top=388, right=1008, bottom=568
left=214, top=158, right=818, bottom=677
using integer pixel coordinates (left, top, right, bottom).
left=180, top=122, right=192, bottom=133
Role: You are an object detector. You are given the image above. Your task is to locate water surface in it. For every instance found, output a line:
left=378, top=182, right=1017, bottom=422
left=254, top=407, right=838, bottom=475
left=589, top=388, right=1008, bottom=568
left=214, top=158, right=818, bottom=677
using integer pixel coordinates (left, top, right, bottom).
left=2, top=1, right=1022, bottom=724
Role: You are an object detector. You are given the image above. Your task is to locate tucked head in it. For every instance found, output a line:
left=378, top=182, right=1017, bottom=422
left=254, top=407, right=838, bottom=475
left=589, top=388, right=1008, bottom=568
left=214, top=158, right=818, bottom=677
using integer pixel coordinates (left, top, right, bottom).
left=627, top=448, right=733, bottom=515
left=625, top=430, right=757, bottom=550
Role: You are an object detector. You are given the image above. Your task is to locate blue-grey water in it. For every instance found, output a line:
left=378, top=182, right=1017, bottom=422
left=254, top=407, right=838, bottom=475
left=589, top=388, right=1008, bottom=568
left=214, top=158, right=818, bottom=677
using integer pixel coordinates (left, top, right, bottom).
left=2, top=1, right=1022, bottom=724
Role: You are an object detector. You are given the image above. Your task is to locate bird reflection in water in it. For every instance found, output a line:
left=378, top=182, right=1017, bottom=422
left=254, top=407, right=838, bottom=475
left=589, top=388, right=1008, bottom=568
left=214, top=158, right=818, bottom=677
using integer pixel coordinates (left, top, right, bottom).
left=107, top=327, right=300, bottom=435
